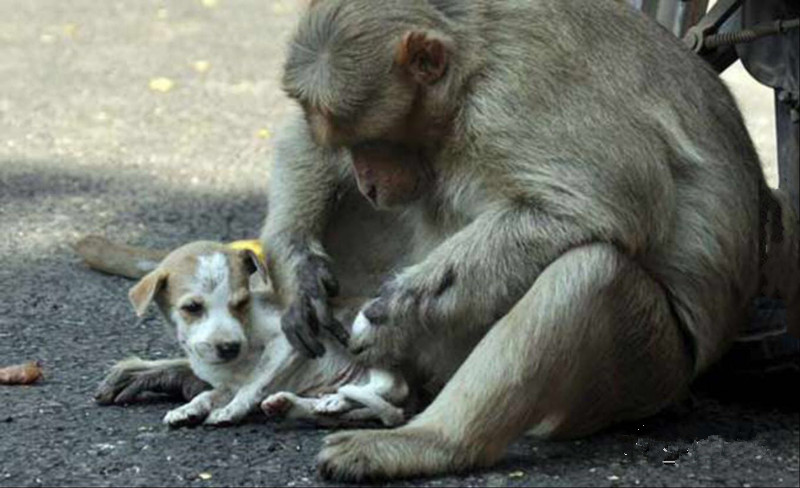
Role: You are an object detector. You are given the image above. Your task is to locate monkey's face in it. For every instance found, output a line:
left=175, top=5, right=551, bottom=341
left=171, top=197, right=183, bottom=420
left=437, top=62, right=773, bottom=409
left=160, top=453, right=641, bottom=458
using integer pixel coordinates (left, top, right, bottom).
left=349, top=141, right=432, bottom=209
left=283, top=0, right=453, bottom=209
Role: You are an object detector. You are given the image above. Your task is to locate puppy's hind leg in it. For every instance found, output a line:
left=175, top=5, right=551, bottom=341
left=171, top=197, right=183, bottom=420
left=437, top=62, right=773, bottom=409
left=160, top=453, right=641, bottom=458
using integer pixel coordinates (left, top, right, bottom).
left=95, top=357, right=209, bottom=405
left=332, top=370, right=407, bottom=427
left=262, top=392, right=334, bottom=421
left=318, top=244, right=694, bottom=481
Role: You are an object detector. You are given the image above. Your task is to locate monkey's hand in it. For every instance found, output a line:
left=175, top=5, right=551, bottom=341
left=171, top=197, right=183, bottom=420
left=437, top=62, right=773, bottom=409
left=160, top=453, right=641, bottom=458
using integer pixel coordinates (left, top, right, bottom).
left=347, top=282, right=425, bottom=367
left=281, top=254, right=350, bottom=358
left=351, top=208, right=596, bottom=362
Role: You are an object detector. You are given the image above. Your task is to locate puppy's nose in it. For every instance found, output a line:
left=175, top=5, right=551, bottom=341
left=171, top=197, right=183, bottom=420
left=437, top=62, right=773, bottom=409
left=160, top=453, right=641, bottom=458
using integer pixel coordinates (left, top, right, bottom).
left=216, top=342, right=241, bottom=361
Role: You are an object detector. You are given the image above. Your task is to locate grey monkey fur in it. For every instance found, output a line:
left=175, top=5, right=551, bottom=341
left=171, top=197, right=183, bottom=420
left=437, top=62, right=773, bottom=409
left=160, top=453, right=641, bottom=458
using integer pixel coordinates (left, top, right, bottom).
left=267, top=0, right=800, bottom=481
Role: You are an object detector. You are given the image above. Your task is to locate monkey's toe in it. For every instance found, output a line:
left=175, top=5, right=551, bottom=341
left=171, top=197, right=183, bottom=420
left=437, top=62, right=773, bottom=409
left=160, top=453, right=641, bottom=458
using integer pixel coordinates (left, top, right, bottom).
left=317, top=428, right=463, bottom=481
left=322, top=430, right=357, bottom=447
left=317, top=431, right=383, bottom=482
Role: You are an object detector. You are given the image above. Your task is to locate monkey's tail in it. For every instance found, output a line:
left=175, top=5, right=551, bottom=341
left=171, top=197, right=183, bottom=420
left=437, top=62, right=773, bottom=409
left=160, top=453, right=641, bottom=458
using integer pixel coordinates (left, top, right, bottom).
left=761, top=188, right=800, bottom=337
left=73, top=235, right=168, bottom=280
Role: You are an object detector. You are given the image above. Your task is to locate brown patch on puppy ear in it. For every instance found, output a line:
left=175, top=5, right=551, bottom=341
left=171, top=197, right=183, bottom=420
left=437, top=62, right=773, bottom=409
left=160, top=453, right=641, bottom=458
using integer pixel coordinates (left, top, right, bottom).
left=240, top=249, right=269, bottom=285
left=395, top=30, right=450, bottom=85
left=129, top=270, right=168, bottom=317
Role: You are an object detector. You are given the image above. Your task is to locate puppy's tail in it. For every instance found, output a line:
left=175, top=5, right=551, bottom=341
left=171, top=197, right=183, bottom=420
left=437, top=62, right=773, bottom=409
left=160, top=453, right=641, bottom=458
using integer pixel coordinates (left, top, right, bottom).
left=761, top=188, right=800, bottom=337
left=73, top=235, right=168, bottom=280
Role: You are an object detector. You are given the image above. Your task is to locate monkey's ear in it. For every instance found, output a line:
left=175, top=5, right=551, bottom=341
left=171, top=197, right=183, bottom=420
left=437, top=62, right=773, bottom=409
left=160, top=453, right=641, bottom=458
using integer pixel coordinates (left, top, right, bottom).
left=239, top=249, right=270, bottom=286
left=128, top=270, right=167, bottom=317
left=396, top=30, right=451, bottom=85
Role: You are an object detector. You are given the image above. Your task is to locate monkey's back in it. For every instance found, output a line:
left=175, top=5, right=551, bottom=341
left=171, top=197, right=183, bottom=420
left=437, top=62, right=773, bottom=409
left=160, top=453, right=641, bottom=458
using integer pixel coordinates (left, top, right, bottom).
left=459, top=0, right=767, bottom=373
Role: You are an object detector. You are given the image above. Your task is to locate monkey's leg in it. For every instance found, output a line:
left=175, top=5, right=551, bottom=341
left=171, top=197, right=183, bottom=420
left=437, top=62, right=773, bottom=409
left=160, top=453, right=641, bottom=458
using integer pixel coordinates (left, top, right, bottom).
left=95, top=357, right=210, bottom=405
left=318, top=243, right=694, bottom=481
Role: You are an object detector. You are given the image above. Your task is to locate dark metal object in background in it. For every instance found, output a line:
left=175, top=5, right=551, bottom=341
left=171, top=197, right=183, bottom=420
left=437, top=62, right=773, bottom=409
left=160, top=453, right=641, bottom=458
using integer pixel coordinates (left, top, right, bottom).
left=682, top=0, right=744, bottom=72
left=629, top=0, right=710, bottom=37
left=678, top=0, right=800, bottom=216
left=737, top=0, right=800, bottom=216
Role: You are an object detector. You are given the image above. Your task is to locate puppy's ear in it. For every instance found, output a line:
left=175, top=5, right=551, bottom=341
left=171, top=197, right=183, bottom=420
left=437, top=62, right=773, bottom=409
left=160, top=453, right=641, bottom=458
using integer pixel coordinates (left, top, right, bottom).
left=240, top=249, right=269, bottom=285
left=129, top=270, right=168, bottom=317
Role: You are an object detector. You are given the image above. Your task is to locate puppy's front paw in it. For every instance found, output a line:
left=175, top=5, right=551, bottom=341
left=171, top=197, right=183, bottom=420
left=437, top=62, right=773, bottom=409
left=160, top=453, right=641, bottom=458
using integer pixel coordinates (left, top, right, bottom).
left=261, top=392, right=297, bottom=418
left=163, top=405, right=206, bottom=428
left=204, top=403, right=248, bottom=426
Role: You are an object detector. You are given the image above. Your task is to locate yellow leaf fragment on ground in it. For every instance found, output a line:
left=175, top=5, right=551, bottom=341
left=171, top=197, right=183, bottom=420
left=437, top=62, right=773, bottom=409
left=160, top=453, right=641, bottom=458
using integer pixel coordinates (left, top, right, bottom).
left=156, top=8, right=168, bottom=20
left=198, top=472, right=213, bottom=480
left=201, top=0, right=219, bottom=8
left=257, top=128, right=271, bottom=140
left=63, top=23, right=78, bottom=38
left=508, top=471, right=525, bottom=479
left=193, top=60, right=211, bottom=73
left=149, top=77, right=175, bottom=93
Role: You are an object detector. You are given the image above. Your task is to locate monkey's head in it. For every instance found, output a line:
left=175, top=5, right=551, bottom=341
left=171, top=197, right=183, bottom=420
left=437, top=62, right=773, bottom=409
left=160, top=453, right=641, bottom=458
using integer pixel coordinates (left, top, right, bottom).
left=283, top=0, right=455, bottom=208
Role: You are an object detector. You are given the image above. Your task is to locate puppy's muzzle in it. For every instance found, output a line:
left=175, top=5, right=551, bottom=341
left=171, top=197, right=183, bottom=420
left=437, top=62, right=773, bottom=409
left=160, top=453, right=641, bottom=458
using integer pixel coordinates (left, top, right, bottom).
left=216, top=342, right=241, bottom=361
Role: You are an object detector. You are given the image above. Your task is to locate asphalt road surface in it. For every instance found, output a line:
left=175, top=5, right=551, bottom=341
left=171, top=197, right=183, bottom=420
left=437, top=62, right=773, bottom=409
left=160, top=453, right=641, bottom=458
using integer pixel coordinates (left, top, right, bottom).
left=1, top=1, right=798, bottom=487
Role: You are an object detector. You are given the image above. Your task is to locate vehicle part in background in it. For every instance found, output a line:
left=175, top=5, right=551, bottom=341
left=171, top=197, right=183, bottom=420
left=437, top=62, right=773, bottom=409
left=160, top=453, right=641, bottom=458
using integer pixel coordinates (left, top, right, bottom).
left=737, top=0, right=800, bottom=216
left=681, top=0, right=800, bottom=221
left=628, top=0, right=709, bottom=37
left=682, top=0, right=743, bottom=72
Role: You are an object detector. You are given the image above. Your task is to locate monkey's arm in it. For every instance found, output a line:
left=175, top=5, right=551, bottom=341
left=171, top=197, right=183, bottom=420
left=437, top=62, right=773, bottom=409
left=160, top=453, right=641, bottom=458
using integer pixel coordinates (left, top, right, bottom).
left=261, top=112, right=351, bottom=357
left=351, top=205, right=597, bottom=366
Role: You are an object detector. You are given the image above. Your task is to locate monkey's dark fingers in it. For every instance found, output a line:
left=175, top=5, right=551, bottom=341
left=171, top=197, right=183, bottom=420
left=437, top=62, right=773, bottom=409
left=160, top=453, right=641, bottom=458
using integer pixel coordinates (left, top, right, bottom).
left=311, top=296, right=349, bottom=347
left=317, top=266, right=340, bottom=298
left=282, top=308, right=325, bottom=358
left=285, top=298, right=321, bottom=334
left=325, top=318, right=350, bottom=347
left=304, top=254, right=340, bottom=298
left=294, top=327, right=327, bottom=359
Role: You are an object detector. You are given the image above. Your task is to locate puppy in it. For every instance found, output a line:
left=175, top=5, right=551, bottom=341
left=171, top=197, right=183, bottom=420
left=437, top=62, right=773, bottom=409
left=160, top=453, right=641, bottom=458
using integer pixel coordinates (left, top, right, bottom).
left=120, top=240, right=408, bottom=427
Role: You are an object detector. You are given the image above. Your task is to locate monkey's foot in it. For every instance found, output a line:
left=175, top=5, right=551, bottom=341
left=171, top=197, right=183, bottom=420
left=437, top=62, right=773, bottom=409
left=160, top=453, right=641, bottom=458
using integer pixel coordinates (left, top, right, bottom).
left=317, top=428, right=468, bottom=482
left=261, top=392, right=296, bottom=417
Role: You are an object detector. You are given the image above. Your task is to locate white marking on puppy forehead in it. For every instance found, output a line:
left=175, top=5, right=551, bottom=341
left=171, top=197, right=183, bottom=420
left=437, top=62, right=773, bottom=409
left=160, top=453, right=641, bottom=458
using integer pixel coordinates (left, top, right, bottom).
left=196, top=253, right=230, bottom=292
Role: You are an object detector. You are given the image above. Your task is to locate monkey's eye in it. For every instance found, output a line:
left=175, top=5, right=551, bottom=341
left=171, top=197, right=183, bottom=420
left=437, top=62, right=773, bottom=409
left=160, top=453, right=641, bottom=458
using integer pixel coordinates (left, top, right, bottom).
left=181, top=301, right=204, bottom=315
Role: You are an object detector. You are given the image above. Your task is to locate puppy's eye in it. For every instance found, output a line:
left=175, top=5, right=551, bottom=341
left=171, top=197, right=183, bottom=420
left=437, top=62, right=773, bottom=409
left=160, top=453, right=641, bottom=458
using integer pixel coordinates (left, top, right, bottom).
left=181, top=301, right=204, bottom=315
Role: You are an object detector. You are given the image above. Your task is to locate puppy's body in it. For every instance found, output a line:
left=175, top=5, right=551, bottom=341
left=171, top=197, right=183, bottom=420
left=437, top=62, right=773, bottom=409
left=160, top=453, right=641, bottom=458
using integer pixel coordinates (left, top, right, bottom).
left=98, top=238, right=408, bottom=427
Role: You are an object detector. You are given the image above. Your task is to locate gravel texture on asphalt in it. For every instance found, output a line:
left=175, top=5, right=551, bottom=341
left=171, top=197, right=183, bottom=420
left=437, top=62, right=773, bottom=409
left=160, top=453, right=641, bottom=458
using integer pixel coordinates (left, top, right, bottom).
left=1, top=1, right=797, bottom=487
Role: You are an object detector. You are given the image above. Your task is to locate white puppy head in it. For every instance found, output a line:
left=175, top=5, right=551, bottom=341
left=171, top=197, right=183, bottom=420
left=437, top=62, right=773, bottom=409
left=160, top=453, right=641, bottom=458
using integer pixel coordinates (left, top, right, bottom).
left=128, top=241, right=268, bottom=365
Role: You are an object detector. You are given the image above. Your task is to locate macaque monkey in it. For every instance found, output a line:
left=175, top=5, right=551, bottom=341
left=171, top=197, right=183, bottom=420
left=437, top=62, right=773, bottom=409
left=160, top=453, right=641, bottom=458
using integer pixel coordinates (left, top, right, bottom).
left=262, top=0, right=800, bottom=481
left=95, top=0, right=800, bottom=482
